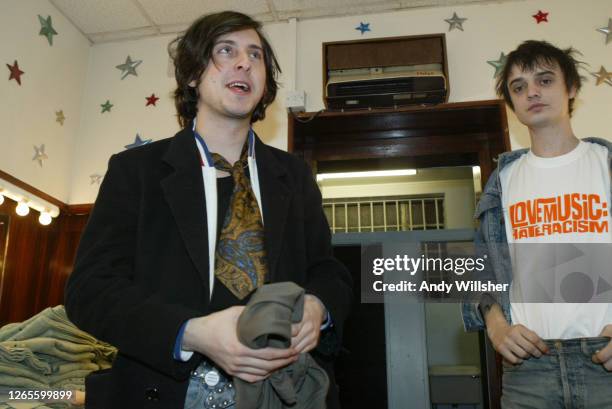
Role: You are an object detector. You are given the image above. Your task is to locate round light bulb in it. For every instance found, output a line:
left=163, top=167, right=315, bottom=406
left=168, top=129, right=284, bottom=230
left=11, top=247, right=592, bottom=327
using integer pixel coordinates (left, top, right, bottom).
left=16, top=201, right=30, bottom=216
left=39, top=212, right=52, bottom=226
left=0, top=194, right=4, bottom=205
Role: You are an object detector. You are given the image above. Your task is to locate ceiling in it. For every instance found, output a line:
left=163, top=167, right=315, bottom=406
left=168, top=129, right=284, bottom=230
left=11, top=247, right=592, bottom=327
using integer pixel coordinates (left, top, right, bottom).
left=49, top=0, right=517, bottom=44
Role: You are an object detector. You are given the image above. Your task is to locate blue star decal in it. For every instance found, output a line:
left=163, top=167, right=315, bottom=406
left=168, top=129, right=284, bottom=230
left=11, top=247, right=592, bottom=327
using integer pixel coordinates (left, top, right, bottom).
left=355, top=22, right=371, bottom=35
left=125, top=134, right=152, bottom=150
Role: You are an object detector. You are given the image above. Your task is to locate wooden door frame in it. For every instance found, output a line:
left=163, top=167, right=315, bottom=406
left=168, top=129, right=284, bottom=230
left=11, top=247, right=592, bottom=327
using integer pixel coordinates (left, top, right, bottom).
left=289, top=99, right=511, bottom=409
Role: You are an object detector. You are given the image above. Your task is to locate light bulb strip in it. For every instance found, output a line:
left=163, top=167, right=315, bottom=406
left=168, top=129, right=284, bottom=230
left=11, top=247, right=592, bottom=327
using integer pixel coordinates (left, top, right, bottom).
left=0, top=178, right=60, bottom=218
left=16, top=201, right=30, bottom=216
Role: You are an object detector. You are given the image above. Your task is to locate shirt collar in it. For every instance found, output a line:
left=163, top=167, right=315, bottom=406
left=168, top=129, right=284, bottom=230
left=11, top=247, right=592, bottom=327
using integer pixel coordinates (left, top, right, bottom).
left=192, top=118, right=255, bottom=167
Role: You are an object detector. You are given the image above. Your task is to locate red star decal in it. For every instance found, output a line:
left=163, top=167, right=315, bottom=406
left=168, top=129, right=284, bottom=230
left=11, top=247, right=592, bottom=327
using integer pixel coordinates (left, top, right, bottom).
left=533, top=10, right=549, bottom=24
left=145, top=93, right=160, bottom=106
left=7, top=60, right=24, bottom=85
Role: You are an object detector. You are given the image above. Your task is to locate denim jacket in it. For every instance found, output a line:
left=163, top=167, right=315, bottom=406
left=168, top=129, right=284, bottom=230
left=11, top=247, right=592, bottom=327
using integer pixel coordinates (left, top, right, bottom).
left=461, top=137, right=612, bottom=332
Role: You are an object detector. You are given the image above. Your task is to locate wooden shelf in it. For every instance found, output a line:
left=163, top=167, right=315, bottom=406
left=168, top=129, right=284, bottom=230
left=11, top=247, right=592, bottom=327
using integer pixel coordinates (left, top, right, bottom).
left=289, top=99, right=510, bottom=187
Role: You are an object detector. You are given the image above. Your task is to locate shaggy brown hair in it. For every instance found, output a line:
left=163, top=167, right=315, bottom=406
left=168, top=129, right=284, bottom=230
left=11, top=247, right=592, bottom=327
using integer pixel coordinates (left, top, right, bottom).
left=496, top=40, right=583, bottom=116
left=168, top=11, right=281, bottom=127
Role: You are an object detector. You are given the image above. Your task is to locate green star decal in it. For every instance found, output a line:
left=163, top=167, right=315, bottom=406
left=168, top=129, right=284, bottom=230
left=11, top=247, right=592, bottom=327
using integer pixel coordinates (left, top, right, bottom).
left=101, top=100, right=114, bottom=113
left=38, top=15, right=58, bottom=46
left=487, top=52, right=507, bottom=78
left=445, top=12, right=467, bottom=32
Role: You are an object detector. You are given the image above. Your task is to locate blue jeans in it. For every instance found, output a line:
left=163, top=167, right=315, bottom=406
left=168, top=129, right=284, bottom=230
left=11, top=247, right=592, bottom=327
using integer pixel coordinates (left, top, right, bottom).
left=184, top=360, right=236, bottom=409
left=502, top=337, right=612, bottom=408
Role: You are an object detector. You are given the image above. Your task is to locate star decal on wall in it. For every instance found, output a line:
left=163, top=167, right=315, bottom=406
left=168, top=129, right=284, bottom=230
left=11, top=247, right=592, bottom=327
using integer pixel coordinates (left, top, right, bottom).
left=7, top=60, right=24, bottom=85
left=101, top=100, right=113, bottom=113
left=355, top=22, right=371, bottom=35
left=532, top=10, right=549, bottom=24
left=55, top=110, right=65, bottom=125
left=597, top=18, right=612, bottom=45
left=591, top=66, right=612, bottom=86
left=487, top=52, right=507, bottom=78
left=445, top=12, right=467, bottom=31
left=89, top=174, right=103, bottom=185
left=116, top=55, right=142, bottom=80
left=33, top=144, right=48, bottom=167
left=38, top=15, right=58, bottom=46
left=125, top=134, right=152, bottom=150
left=146, top=93, right=159, bottom=106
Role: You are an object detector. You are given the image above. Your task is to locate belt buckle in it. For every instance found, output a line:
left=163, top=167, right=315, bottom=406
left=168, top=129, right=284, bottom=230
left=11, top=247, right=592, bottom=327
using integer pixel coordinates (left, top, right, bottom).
left=192, top=361, right=235, bottom=408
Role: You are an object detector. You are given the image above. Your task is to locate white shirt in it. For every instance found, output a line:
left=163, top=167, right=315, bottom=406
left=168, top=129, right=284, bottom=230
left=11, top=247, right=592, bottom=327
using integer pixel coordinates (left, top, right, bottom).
left=500, top=141, right=612, bottom=339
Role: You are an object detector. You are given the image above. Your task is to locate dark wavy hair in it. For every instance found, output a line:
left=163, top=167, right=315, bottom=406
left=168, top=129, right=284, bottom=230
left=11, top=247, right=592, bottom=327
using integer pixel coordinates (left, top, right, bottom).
left=168, top=11, right=281, bottom=127
left=496, top=40, right=584, bottom=116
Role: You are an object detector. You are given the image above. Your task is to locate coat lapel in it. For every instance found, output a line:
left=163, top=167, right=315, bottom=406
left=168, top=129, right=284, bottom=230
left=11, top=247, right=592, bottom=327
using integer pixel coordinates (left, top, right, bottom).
left=160, top=128, right=211, bottom=296
left=254, top=136, right=292, bottom=283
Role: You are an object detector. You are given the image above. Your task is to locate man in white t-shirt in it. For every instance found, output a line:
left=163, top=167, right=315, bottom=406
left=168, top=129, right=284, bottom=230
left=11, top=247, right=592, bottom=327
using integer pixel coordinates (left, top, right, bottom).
left=462, top=40, right=612, bottom=408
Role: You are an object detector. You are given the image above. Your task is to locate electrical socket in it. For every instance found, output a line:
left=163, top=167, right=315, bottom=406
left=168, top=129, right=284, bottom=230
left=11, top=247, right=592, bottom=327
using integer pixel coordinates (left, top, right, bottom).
left=285, top=90, right=306, bottom=111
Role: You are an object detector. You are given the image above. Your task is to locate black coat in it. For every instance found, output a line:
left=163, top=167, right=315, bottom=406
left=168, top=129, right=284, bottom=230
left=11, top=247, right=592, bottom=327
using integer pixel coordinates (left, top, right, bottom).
left=65, top=127, right=353, bottom=409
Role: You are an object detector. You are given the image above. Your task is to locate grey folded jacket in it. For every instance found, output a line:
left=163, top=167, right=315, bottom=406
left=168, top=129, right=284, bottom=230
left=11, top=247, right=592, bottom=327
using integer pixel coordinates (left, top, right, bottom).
left=235, top=282, right=329, bottom=409
left=0, top=306, right=116, bottom=393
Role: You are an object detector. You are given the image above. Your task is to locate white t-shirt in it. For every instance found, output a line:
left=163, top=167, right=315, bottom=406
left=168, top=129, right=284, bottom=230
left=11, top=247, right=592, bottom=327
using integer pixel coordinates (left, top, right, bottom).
left=500, top=140, right=612, bottom=339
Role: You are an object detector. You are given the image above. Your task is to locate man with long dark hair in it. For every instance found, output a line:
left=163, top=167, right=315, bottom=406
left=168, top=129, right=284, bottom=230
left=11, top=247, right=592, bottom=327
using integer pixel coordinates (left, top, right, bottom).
left=66, top=11, right=351, bottom=409
left=463, top=40, right=612, bottom=407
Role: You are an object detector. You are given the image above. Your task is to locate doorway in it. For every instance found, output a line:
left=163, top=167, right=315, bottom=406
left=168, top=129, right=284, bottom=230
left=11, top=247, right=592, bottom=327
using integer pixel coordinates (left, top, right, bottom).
left=332, top=228, right=481, bottom=409
left=290, top=99, right=509, bottom=409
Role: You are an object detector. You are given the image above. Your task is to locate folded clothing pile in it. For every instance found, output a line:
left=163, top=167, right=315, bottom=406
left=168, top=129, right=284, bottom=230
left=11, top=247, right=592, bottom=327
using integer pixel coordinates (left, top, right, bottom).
left=0, top=306, right=116, bottom=408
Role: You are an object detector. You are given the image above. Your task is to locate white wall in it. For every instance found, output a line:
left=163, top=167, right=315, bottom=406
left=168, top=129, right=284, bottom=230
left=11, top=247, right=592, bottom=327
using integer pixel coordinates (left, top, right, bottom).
left=67, top=21, right=294, bottom=204
left=295, top=0, right=612, bottom=149
left=67, top=35, right=179, bottom=204
left=0, top=0, right=90, bottom=202
left=320, top=179, right=475, bottom=229
left=1, top=0, right=611, bottom=204
left=70, top=0, right=612, bottom=204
